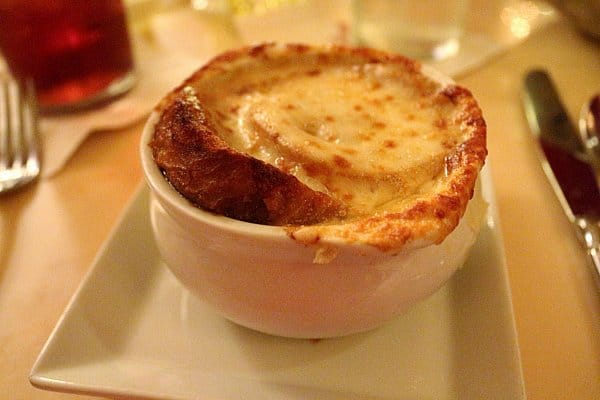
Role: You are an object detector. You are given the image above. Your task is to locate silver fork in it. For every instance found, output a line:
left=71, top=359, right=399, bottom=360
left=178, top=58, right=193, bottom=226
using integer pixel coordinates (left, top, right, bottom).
left=0, top=77, right=40, bottom=194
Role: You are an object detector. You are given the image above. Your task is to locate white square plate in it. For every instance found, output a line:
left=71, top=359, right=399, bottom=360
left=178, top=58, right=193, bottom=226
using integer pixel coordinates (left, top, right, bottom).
left=31, top=170, right=525, bottom=400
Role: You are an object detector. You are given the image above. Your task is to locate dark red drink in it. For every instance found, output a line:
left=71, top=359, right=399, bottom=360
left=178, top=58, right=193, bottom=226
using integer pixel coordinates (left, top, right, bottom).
left=0, top=0, right=135, bottom=111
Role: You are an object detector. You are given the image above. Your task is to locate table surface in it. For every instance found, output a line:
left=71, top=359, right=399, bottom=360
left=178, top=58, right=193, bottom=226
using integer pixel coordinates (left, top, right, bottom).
left=1, top=2, right=600, bottom=399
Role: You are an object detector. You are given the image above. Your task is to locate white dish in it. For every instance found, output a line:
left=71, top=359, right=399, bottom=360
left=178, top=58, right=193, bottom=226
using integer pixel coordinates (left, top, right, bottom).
left=30, top=167, right=525, bottom=400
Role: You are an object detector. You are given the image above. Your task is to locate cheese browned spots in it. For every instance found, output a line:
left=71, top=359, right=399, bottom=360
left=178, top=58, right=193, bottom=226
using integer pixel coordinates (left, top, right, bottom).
left=151, top=44, right=486, bottom=250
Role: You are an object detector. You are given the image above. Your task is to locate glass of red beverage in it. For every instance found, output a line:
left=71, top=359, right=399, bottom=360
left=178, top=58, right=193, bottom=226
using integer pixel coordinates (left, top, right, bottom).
left=0, top=0, right=136, bottom=112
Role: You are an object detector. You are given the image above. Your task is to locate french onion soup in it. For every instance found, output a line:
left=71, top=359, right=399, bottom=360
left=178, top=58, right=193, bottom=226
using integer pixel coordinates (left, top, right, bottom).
left=149, top=43, right=487, bottom=253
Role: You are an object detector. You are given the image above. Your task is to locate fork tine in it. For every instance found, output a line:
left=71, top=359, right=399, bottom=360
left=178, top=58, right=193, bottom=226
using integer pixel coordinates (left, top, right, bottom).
left=7, top=79, right=23, bottom=167
left=21, top=79, right=39, bottom=171
left=0, top=76, right=40, bottom=194
left=0, top=80, right=8, bottom=170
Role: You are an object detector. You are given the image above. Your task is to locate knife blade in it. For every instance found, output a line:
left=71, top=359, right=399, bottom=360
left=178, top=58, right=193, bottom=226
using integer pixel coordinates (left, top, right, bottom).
left=523, top=69, right=600, bottom=285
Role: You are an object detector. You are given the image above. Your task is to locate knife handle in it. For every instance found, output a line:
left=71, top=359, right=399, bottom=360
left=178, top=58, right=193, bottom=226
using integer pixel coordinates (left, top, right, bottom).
left=523, top=69, right=583, bottom=152
left=574, top=218, right=600, bottom=285
left=589, top=249, right=600, bottom=284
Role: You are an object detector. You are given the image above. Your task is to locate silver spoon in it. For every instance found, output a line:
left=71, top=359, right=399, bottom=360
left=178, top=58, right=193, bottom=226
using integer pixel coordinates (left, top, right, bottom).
left=579, top=93, right=600, bottom=160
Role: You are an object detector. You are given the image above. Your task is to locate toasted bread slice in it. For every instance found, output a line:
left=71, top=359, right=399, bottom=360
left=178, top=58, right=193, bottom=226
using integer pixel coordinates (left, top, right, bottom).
left=150, top=85, right=345, bottom=225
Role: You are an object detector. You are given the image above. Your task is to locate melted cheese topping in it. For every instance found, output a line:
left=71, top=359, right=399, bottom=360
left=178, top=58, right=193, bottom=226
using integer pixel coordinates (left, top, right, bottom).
left=188, top=57, right=465, bottom=222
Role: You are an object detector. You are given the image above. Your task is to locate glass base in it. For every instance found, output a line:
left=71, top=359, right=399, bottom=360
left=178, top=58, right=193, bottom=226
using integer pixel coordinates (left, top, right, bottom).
left=353, top=26, right=462, bottom=62
left=430, top=38, right=461, bottom=61
left=39, top=69, right=137, bottom=114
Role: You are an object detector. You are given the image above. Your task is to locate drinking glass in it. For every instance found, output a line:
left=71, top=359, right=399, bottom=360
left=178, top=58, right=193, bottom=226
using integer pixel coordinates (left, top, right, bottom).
left=352, top=0, right=469, bottom=61
left=0, top=0, right=136, bottom=112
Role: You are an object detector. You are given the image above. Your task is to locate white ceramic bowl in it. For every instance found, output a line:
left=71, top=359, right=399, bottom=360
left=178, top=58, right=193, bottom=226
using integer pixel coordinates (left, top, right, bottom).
left=140, top=44, right=487, bottom=338
left=140, top=115, right=484, bottom=339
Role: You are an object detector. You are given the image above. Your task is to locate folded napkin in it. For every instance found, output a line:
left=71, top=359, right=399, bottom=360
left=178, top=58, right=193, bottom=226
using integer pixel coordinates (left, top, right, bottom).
left=40, top=52, right=202, bottom=177
left=36, top=0, right=558, bottom=178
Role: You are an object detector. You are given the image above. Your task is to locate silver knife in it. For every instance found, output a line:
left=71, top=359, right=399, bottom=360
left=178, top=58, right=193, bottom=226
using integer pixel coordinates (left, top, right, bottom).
left=523, top=69, right=600, bottom=286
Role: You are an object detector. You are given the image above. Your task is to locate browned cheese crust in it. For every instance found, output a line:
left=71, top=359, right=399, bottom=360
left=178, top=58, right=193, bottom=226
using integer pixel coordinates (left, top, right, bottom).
left=150, top=43, right=487, bottom=249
